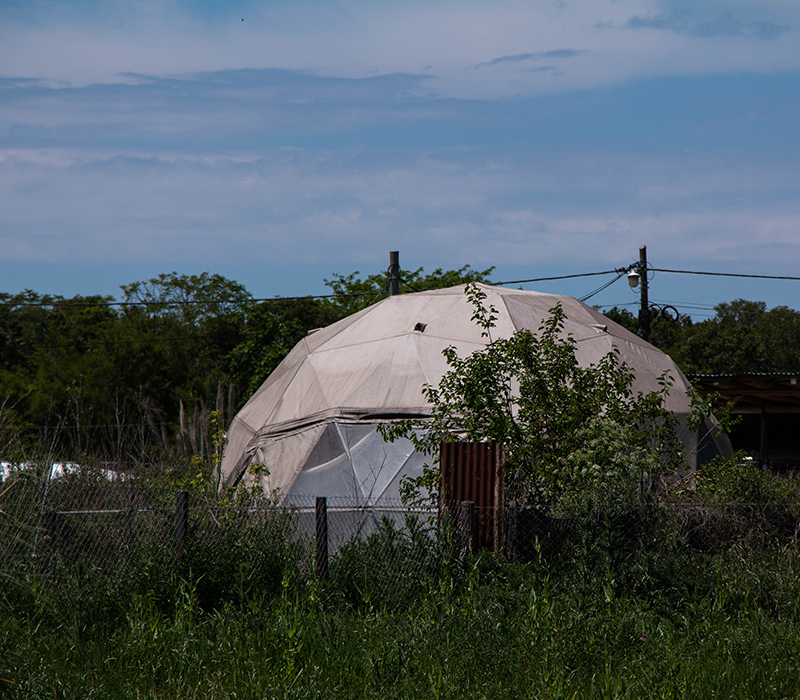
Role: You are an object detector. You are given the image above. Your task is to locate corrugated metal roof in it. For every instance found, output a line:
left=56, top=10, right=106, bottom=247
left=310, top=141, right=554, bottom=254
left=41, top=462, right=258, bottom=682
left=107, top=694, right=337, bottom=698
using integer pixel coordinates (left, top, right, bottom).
left=690, top=373, right=800, bottom=379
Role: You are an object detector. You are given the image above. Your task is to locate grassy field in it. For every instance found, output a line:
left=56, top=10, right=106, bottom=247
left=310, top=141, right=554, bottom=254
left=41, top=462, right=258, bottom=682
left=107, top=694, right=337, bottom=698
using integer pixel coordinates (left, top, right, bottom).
left=3, top=504, right=800, bottom=700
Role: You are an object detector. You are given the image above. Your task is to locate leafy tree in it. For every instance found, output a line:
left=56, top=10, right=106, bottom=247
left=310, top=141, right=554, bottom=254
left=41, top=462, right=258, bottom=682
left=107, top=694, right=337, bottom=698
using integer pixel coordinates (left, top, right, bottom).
left=674, top=300, right=800, bottom=374
left=120, top=271, right=251, bottom=327
left=385, top=284, right=712, bottom=510
left=0, top=274, right=255, bottom=464
left=0, top=291, right=122, bottom=457
left=1, top=265, right=496, bottom=468
left=602, top=300, right=800, bottom=375
left=600, top=305, right=694, bottom=362
left=324, top=264, right=495, bottom=317
left=228, top=297, right=342, bottom=398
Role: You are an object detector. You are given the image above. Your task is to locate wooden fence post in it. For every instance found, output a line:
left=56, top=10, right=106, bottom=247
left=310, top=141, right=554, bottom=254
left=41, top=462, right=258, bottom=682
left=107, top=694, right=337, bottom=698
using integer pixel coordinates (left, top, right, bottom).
left=459, top=500, right=475, bottom=557
left=316, top=496, right=328, bottom=581
left=175, top=490, right=189, bottom=562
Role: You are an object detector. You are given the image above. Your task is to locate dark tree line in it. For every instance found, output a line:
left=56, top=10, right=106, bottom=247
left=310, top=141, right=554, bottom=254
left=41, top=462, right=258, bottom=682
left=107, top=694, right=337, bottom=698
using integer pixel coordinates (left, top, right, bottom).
left=2, top=262, right=797, bottom=467
left=602, top=299, right=800, bottom=375
left=0, top=266, right=492, bottom=465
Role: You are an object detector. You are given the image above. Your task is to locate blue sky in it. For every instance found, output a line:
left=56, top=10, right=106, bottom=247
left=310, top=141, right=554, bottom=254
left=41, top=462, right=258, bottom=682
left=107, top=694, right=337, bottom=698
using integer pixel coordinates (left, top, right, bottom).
left=1, top=0, right=799, bottom=318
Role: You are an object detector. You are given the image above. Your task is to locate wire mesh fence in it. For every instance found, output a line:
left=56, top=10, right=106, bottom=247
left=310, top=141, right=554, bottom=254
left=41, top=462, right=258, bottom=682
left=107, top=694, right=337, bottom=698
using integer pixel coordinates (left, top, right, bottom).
left=504, top=500, right=800, bottom=565
left=0, top=472, right=443, bottom=603
left=4, top=467, right=800, bottom=601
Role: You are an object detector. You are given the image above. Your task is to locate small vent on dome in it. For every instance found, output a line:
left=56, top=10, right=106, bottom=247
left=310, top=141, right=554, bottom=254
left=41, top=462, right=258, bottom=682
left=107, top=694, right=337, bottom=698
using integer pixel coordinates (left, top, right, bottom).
left=589, top=324, right=608, bottom=334
left=307, top=328, right=322, bottom=335
left=414, top=322, right=427, bottom=333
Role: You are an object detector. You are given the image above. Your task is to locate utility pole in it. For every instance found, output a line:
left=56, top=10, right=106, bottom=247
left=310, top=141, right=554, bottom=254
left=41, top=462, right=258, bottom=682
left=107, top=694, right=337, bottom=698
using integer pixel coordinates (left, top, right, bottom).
left=389, top=251, right=400, bottom=296
left=637, top=245, right=651, bottom=342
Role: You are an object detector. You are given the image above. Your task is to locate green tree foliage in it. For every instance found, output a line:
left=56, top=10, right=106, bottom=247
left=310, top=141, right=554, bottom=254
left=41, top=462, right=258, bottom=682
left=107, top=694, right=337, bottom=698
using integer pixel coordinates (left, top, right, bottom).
left=693, top=452, right=799, bottom=504
left=0, top=274, right=256, bottom=462
left=601, top=300, right=800, bottom=375
left=228, top=298, right=342, bottom=398
left=120, top=271, right=251, bottom=326
left=0, top=291, right=123, bottom=458
left=385, top=285, right=706, bottom=509
left=0, top=265, right=493, bottom=468
left=324, top=264, right=494, bottom=316
left=13, top=268, right=789, bottom=473
left=676, top=300, right=800, bottom=374
left=601, top=305, right=693, bottom=361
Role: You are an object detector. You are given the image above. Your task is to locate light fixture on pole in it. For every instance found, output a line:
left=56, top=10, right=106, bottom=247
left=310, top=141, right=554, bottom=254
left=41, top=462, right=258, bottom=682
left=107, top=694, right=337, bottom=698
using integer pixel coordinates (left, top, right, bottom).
left=616, top=246, right=651, bottom=341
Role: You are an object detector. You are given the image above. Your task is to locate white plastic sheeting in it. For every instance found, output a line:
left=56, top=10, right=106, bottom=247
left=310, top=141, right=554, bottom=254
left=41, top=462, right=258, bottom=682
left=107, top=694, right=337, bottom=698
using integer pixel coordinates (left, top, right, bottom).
left=0, top=462, right=118, bottom=482
left=221, top=283, right=718, bottom=503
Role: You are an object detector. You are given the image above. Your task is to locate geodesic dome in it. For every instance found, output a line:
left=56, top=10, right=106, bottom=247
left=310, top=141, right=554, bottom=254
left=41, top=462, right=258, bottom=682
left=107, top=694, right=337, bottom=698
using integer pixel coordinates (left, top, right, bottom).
left=221, top=283, right=715, bottom=504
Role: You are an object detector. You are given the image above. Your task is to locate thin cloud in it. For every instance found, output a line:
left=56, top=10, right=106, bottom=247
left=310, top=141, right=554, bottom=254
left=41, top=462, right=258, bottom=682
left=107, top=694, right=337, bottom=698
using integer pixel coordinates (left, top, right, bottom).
left=2, top=145, right=798, bottom=269
left=0, top=69, right=444, bottom=149
left=0, top=0, right=799, bottom=305
left=474, top=49, right=581, bottom=69
left=626, top=10, right=789, bottom=40
left=2, top=2, right=799, bottom=99
left=749, top=21, right=790, bottom=41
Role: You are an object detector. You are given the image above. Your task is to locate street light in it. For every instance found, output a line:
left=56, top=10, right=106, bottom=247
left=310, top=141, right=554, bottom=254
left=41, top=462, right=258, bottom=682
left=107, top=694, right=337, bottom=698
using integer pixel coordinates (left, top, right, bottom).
left=618, top=246, right=650, bottom=340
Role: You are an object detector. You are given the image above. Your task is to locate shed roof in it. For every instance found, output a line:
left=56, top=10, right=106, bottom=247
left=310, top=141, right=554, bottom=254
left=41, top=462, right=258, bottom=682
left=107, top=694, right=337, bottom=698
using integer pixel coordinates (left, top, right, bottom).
left=691, top=373, right=800, bottom=412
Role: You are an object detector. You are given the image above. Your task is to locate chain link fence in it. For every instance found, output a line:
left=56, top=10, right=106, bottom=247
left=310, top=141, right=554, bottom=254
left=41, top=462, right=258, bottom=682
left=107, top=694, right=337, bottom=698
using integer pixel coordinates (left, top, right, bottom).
left=0, top=470, right=443, bottom=607
left=4, top=467, right=800, bottom=607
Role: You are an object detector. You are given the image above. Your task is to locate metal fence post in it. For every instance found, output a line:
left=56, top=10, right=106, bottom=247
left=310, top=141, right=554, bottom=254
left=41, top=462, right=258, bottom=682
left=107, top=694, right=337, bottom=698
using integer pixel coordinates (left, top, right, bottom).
left=459, top=500, right=475, bottom=557
left=316, top=496, right=328, bottom=581
left=506, top=502, right=519, bottom=562
left=175, top=490, right=189, bottom=562
left=44, top=509, right=58, bottom=543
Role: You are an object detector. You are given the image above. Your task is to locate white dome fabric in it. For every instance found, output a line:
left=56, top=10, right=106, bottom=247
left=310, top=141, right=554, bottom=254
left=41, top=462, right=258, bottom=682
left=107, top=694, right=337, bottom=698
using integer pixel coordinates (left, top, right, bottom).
left=221, top=284, right=700, bottom=504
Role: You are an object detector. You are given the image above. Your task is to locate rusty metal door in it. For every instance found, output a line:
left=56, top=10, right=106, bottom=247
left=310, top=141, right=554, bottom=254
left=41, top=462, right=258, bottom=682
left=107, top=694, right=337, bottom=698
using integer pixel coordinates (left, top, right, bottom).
left=439, top=442, right=505, bottom=551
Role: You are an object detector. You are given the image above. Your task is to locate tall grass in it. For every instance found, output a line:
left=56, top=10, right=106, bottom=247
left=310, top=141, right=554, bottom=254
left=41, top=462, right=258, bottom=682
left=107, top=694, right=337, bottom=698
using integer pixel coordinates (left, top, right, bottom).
left=4, top=501, right=800, bottom=699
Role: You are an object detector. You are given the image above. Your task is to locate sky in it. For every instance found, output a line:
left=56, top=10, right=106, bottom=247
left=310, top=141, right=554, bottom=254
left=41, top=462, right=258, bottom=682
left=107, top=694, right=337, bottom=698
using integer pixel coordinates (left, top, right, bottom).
left=1, top=0, right=799, bottom=319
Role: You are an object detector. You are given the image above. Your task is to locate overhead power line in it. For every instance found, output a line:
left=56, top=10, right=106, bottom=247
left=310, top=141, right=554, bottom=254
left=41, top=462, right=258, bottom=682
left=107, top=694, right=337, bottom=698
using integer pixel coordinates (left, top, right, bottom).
left=1, top=270, right=619, bottom=309
left=491, top=270, right=617, bottom=286
left=0, top=290, right=372, bottom=310
left=1, top=266, right=798, bottom=311
left=12, top=333, right=210, bottom=351
left=579, top=272, right=625, bottom=303
left=654, top=268, right=800, bottom=282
